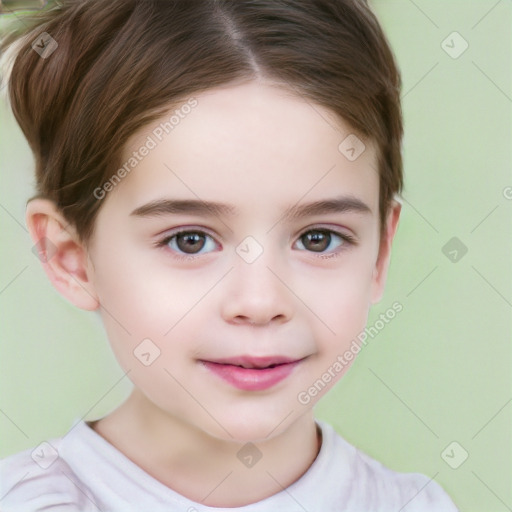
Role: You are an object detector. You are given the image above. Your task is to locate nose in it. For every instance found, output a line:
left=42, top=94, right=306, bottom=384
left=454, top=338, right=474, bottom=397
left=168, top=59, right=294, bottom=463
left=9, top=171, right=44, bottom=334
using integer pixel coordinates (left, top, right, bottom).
left=220, top=251, right=294, bottom=327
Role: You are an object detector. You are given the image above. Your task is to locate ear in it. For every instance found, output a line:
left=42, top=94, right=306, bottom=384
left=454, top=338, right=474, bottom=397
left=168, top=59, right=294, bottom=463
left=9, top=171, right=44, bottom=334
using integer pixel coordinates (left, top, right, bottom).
left=26, top=198, right=99, bottom=311
left=370, top=200, right=402, bottom=304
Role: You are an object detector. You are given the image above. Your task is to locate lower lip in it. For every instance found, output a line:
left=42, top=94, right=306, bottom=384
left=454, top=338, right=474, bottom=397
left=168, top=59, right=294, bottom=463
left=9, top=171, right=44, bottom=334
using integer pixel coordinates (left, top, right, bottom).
left=201, top=360, right=301, bottom=391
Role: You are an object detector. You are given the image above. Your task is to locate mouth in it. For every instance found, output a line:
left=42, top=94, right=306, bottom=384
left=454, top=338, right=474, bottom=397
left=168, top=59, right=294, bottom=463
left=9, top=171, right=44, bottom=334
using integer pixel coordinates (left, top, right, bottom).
left=199, top=355, right=306, bottom=391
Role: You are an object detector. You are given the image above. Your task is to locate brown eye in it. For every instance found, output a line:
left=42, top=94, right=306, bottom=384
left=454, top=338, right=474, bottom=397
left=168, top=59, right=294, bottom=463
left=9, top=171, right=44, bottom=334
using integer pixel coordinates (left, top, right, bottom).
left=294, top=228, right=355, bottom=255
left=159, top=230, right=217, bottom=257
left=300, top=230, right=332, bottom=252
left=175, top=232, right=206, bottom=254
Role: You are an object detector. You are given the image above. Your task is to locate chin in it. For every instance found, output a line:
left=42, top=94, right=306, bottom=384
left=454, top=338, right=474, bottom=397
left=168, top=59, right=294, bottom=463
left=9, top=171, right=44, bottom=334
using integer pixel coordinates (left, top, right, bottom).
left=200, top=406, right=306, bottom=444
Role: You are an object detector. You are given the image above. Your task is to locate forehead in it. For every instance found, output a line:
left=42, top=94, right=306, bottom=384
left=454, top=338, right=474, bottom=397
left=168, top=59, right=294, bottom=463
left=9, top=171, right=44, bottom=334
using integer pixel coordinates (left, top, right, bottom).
left=107, top=80, right=379, bottom=218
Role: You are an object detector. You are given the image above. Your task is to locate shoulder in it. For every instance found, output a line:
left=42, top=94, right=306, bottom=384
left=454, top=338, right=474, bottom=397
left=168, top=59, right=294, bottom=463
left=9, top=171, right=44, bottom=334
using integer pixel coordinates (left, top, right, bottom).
left=0, top=439, right=98, bottom=512
left=353, top=448, right=458, bottom=511
left=318, top=421, right=459, bottom=511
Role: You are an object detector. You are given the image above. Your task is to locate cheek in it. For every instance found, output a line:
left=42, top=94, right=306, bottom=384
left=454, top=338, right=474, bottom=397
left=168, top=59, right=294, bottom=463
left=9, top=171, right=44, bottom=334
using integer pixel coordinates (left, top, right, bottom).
left=307, top=259, right=375, bottom=334
left=89, top=247, right=221, bottom=380
left=90, top=243, right=208, bottom=335
left=295, top=263, right=375, bottom=406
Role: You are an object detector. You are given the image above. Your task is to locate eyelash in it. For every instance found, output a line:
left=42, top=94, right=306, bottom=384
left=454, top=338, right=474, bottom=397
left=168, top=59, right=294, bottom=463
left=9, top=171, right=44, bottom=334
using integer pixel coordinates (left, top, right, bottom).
left=155, top=226, right=357, bottom=261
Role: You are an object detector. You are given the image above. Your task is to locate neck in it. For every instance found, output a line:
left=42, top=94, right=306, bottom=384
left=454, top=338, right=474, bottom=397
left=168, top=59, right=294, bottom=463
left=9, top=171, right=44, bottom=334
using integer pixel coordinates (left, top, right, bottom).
left=90, top=389, right=321, bottom=507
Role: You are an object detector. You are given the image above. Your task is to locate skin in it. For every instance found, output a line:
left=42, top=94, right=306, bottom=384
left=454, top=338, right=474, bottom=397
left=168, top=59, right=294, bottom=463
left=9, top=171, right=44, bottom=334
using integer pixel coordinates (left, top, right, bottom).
left=26, top=79, right=401, bottom=507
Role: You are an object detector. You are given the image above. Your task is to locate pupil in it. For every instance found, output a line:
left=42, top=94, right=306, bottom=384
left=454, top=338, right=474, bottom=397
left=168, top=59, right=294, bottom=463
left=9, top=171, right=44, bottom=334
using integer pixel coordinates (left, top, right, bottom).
left=178, top=233, right=204, bottom=253
left=305, top=231, right=329, bottom=252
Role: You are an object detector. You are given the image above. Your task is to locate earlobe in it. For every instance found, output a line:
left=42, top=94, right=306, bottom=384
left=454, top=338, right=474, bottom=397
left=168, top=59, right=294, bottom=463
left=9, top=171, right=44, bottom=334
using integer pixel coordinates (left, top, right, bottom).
left=26, top=198, right=99, bottom=311
left=370, top=201, right=401, bottom=305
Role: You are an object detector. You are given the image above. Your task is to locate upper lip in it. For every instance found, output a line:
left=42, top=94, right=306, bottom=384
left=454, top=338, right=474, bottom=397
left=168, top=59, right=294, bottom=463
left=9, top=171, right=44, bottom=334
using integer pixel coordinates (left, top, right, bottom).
left=202, top=355, right=303, bottom=369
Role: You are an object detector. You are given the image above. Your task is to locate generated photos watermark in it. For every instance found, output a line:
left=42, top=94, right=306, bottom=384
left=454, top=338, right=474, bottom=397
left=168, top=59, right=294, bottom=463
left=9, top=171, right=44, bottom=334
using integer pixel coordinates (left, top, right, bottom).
left=93, top=97, right=198, bottom=200
left=297, top=301, right=403, bottom=405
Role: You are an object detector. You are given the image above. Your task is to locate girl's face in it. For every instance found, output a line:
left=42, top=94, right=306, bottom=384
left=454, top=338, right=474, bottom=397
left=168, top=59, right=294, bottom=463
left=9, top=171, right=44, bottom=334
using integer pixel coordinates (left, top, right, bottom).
left=84, top=80, right=398, bottom=441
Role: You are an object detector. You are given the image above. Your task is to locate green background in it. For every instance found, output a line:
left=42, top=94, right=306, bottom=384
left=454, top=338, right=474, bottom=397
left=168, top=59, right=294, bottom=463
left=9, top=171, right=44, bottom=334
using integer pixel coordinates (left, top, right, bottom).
left=1, top=1, right=511, bottom=511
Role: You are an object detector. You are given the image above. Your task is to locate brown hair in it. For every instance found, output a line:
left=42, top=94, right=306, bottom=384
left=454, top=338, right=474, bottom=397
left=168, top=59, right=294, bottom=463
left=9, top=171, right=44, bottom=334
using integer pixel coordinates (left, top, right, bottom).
left=1, top=0, right=403, bottom=244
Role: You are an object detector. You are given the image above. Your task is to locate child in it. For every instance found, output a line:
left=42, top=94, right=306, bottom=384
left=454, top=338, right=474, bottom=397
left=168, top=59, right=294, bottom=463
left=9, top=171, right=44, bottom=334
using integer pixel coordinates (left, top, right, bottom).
left=0, top=0, right=459, bottom=510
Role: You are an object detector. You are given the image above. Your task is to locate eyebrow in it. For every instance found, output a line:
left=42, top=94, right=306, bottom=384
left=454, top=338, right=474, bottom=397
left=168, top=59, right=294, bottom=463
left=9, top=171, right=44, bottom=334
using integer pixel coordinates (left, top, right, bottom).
left=130, top=195, right=372, bottom=221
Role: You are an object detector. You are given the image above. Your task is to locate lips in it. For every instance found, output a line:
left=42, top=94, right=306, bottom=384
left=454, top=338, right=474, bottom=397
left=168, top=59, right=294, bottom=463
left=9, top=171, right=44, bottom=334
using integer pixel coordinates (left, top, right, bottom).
left=206, top=355, right=298, bottom=369
left=199, top=355, right=304, bottom=391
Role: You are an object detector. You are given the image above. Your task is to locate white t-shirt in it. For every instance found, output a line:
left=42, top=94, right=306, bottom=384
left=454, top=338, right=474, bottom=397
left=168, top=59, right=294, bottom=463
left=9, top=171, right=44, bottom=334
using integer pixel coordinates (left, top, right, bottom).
left=0, top=419, right=458, bottom=511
